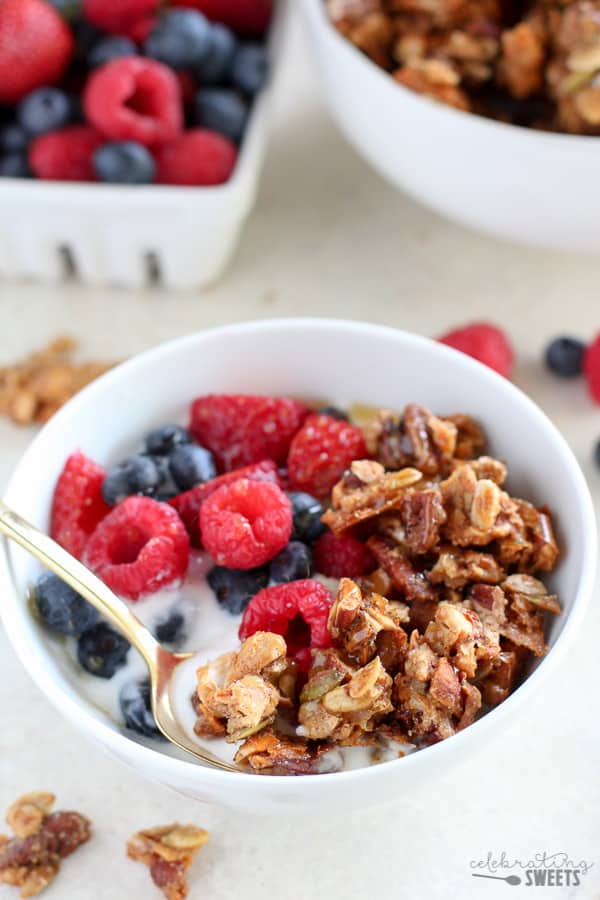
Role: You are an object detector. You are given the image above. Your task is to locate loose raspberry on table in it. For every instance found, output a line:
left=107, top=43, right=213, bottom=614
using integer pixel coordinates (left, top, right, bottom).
left=168, top=458, right=281, bottom=547
left=438, top=322, right=514, bottom=378
left=189, top=394, right=310, bottom=471
left=287, top=414, right=368, bottom=499
left=83, top=57, right=183, bottom=147
left=172, top=0, right=273, bottom=36
left=29, top=126, right=104, bottom=181
left=584, top=333, right=600, bottom=405
left=313, top=531, right=375, bottom=579
left=85, top=496, right=190, bottom=601
left=0, top=0, right=74, bottom=104
left=51, top=451, right=111, bottom=560
left=83, top=0, right=159, bottom=39
left=200, top=478, right=292, bottom=569
left=239, top=580, right=334, bottom=668
left=154, top=129, right=237, bottom=185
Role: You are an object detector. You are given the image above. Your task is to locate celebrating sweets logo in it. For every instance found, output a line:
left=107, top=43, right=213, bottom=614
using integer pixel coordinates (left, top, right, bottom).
left=469, top=852, right=594, bottom=888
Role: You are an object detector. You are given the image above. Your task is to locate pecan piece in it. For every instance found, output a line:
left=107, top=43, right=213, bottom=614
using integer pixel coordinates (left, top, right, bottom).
left=367, top=536, right=438, bottom=602
left=444, top=413, right=486, bottom=460
left=127, top=824, right=209, bottom=900
left=323, top=466, right=423, bottom=535
left=327, top=577, right=409, bottom=667
left=428, top=546, right=505, bottom=588
left=234, top=730, right=337, bottom=774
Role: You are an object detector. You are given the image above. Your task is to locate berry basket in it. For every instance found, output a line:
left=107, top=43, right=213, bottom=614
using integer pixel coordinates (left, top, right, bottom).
left=0, top=1, right=287, bottom=291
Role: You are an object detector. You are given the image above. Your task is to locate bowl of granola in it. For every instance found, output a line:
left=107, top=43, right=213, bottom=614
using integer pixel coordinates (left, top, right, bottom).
left=0, top=319, right=596, bottom=813
left=302, top=0, right=600, bottom=251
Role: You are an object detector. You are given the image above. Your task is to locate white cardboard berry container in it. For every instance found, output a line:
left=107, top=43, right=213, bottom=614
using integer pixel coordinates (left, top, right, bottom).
left=302, top=0, right=600, bottom=252
left=0, top=3, right=287, bottom=291
left=0, top=319, right=596, bottom=814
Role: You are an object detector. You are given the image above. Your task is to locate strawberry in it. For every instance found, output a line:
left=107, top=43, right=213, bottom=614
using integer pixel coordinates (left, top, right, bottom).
left=0, top=0, right=74, bottom=104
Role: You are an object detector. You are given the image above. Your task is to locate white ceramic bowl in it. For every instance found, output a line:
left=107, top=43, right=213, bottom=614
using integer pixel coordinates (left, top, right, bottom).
left=0, top=3, right=287, bottom=291
left=0, top=319, right=596, bottom=814
left=302, top=0, right=600, bottom=252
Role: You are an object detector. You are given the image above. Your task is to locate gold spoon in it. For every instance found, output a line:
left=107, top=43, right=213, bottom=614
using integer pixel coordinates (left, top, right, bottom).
left=0, top=500, right=239, bottom=774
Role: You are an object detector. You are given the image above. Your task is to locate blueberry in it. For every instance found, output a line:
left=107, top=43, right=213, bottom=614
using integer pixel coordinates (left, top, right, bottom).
left=144, top=10, right=213, bottom=70
left=544, top=337, right=586, bottom=378
left=33, top=572, right=100, bottom=636
left=72, top=20, right=104, bottom=59
left=0, top=124, right=28, bottom=154
left=93, top=141, right=156, bottom=185
left=77, top=623, right=130, bottom=678
left=154, top=611, right=186, bottom=645
left=146, top=424, right=192, bottom=456
left=119, top=678, right=164, bottom=739
left=195, top=23, right=237, bottom=85
left=18, top=88, right=72, bottom=137
left=194, top=89, right=248, bottom=143
left=168, top=444, right=217, bottom=491
left=88, top=36, right=138, bottom=68
left=318, top=406, right=349, bottom=421
left=595, top=438, right=600, bottom=470
left=102, top=454, right=163, bottom=505
left=288, top=492, right=326, bottom=543
left=270, top=541, right=314, bottom=584
left=208, top=565, right=269, bottom=615
left=0, top=153, right=31, bottom=178
left=230, top=43, right=269, bottom=96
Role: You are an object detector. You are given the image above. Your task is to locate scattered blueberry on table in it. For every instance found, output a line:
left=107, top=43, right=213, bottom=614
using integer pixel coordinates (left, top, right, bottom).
left=0, top=0, right=273, bottom=184
left=544, top=336, right=586, bottom=378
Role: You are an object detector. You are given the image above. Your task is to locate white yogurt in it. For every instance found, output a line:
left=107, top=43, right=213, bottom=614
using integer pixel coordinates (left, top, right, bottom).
left=69, top=553, right=415, bottom=771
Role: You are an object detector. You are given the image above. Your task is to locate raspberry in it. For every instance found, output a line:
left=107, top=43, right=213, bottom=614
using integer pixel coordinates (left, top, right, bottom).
left=51, top=451, right=111, bottom=560
left=29, top=126, right=104, bottom=181
left=189, top=394, right=310, bottom=471
left=239, top=580, right=334, bottom=668
left=200, top=478, right=292, bottom=569
left=438, top=323, right=514, bottom=378
left=83, top=58, right=183, bottom=147
left=584, top=333, right=600, bottom=404
left=154, top=129, right=237, bottom=185
left=83, top=0, right=159, bottom=38
left=0, top=0, right=74, bottom=104
left=313, top=532, right=375, bottom=579
left=85, top=496, right=190, bottom=601
left=287, top=414, right=368, bottom=499
left=172, top=0, right=273, bottom=36
left=168, top=459, right=280, bottom=546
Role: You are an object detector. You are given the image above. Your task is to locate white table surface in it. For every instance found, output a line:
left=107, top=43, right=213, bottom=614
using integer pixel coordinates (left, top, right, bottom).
left=1, top=8, right=600, bottom=899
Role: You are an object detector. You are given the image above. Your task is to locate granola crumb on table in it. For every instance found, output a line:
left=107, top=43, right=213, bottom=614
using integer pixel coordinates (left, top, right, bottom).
left=326, top=0, right=600, bottom=135
left=0, top=792, right=91, bottom=898
left=191, top=401, right=561, bottom=775
left=127, top=824, right=210, bottom=900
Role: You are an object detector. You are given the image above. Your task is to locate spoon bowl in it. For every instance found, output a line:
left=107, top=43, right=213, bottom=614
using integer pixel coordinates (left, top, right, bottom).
left=0, top=500, right=239, bottom=774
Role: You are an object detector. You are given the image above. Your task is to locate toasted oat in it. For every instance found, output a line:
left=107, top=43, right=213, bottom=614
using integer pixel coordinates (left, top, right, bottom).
left=234, top=730, right=336, bottom=774
left=127, top=824, right=209, bottom=900
left=0, top=336, right=116, bottom=426
left=0, top=793, right=90, bottom=898
left=328, top=577, right=409, bottom=668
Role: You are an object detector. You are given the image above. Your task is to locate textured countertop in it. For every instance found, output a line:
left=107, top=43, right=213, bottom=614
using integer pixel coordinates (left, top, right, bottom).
left=1, top=7, right=600, bottom=899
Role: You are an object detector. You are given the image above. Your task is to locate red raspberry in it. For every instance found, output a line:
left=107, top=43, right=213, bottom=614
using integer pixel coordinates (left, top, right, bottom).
left=0, top=0, right=74, bottom=104
left=154, top=129, right=237, bottom=186
left=200, top=478, right=292, bottom=569
left=189, top=394, right=310, bottom=472
left=29, top=126, right=104, bottom=182
left=83, top=0, right=159, bottom=38
left=239, top=580, right=334, bottom=668
left=172, top=0, right=273, bottom=36
left=168, top=459, right=281, bottom=547
left=85, top=497, right=190, bottom=601
left=438, top=323, right=514, bottom=378
left=313, top=532, right=375, bottom=579
left=175, top=71, right=197, bottom=109
left=51, top=452, right=111, bottom=560
left=287, top=414, right=368, bottom=499
left=584, top=333, right=600, bottom=404
left=83, top=58, right=183, bottom=147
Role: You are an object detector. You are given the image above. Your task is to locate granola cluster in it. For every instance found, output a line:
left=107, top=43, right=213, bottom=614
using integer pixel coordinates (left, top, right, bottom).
left=127, top=824, right=209, bottom=900
left=0, top=792, right=91, bottom=898
left=192, top=403, right=560, bottom=775
left=326, top=0, right=600, bottom=133
left=0, top=336, right=115, bottom=426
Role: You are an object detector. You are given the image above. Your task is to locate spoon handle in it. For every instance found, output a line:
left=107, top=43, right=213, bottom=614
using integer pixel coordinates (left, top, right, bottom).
left=0, top=500, right=162, bottom=669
